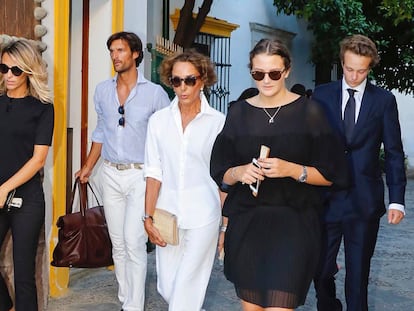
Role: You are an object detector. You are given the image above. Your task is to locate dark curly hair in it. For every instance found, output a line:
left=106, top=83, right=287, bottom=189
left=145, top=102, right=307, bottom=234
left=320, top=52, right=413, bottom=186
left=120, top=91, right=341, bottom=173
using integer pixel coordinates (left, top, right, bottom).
left=106, top=31, right=143, bottom=67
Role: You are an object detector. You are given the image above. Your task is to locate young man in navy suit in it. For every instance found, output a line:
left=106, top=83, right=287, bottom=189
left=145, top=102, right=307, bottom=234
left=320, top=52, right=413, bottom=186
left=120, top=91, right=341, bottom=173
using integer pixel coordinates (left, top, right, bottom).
left=313, top=34, right=406, bottom=311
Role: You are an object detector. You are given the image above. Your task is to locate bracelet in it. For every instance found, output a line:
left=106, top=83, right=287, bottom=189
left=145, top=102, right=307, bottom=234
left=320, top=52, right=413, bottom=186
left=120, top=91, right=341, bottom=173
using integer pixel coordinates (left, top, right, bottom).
left=230, top=167, right=238, bottom=181
left=220, top=225, right=227, bottom=232
left=219, top=182, right=231, bottom=193
left=142, top=214, right=154, bottom=223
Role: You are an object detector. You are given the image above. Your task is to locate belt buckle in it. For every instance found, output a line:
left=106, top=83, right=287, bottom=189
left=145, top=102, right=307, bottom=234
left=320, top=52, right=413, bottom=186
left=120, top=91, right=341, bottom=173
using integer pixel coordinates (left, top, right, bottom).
left=115, top=163, right=126, bottom=170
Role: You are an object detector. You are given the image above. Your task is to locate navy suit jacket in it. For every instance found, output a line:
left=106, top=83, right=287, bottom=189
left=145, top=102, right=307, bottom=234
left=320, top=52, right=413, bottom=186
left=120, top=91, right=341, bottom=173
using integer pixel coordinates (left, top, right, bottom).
left=313, top=80, right=406, bottom=222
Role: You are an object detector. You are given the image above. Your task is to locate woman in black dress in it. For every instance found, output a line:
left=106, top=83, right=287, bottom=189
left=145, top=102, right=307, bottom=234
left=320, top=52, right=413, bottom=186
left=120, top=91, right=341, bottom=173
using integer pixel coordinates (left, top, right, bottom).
left=0, top=39, right=54, bottom=311
left=210, top=39, right=348, bottom=310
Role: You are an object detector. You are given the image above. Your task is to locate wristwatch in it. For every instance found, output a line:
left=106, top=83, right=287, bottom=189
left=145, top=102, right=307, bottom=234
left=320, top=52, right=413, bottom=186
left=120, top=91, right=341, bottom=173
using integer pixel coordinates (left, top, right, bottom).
left=297, top=165, right=307, bottom=183
left=142, top=214, right=153, bottom=223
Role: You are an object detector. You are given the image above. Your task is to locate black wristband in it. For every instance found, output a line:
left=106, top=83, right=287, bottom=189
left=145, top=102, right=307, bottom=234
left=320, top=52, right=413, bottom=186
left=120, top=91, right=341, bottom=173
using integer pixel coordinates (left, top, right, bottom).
left=219, top=182, right=232, bottom=193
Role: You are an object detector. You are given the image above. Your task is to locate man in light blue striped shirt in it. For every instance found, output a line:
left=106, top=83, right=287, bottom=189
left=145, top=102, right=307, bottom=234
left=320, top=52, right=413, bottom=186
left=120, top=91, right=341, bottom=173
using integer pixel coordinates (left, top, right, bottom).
left=76, top=31, right=170, bottom=311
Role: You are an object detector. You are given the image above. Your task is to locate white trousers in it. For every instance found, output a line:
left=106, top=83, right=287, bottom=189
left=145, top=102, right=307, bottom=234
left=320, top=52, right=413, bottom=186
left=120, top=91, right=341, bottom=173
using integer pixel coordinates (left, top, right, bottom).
left=101, top=163, right=147, bottom=311
left=156, top=219, right=220, bottom=311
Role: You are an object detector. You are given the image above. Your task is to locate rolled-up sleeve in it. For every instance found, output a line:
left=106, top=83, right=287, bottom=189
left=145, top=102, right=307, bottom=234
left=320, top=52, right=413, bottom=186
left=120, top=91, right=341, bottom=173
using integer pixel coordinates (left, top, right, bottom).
left=91, top=86, right=105, bottom=143
left=144, top=114, right=163, bottom=182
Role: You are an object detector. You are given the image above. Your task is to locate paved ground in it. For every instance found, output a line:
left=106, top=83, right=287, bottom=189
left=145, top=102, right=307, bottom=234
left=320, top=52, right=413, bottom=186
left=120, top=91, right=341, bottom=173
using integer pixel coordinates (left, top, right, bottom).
left=47, top=177, right=414, bottom=311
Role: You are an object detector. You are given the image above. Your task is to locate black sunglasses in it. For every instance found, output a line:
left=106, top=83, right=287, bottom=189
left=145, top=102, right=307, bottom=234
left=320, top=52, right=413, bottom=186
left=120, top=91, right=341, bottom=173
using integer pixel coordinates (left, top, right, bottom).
left=169, top=75, right=200, bottom=87
left=118, top=105, right=125, bottom=127
left=250, top=69, right=285, bottom=81
left=0, top=64, right=24, bottom=77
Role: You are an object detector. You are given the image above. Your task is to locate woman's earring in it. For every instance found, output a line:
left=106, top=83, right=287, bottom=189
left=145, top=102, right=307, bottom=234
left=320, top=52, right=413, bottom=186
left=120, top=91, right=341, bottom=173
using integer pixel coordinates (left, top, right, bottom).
left=200, top=88, right=205, bottom=99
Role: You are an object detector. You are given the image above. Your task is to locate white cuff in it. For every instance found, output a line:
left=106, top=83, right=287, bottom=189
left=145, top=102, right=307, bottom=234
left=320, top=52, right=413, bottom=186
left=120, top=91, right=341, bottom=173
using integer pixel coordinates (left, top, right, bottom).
left=388, top=203, right=405, bottom=215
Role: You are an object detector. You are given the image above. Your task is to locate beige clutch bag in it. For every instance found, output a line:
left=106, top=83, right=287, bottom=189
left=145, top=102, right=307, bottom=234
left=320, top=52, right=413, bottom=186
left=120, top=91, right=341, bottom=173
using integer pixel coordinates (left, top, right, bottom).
left=153, top=208, right=179, bottom=245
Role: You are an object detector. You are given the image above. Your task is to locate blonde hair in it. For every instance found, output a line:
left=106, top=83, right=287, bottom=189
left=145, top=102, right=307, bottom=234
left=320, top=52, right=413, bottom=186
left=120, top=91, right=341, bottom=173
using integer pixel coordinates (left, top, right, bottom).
left=0, top=39, right=52, bottom=103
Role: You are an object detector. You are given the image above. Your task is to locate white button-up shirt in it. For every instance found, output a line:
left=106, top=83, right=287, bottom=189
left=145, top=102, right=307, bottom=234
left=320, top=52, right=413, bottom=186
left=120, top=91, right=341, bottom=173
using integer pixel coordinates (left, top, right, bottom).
left=341, top=78, right=367, bottom=123
left=144, top=94, right=225, bottom=229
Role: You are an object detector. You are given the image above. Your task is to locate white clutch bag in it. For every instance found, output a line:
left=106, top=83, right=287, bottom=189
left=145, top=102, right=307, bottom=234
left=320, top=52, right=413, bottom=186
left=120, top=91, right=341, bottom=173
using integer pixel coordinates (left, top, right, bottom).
left=153, top=208, right=179, bottom=245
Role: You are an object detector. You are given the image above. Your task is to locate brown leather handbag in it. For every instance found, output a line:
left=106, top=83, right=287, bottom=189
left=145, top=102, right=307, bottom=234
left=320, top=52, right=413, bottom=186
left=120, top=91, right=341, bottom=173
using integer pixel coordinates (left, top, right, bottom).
left=51, top=178, right=113, bottom=268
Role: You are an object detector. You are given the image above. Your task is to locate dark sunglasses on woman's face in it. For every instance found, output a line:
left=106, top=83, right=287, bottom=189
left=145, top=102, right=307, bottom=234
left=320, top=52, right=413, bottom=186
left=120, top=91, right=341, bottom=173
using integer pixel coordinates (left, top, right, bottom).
left=118, top=105, right=125, bottom=127
left=250, top=69, right=285, bottom=81
left=0, top=64, right=24, bottom=77
left=169, top=75, right=200, bottom=87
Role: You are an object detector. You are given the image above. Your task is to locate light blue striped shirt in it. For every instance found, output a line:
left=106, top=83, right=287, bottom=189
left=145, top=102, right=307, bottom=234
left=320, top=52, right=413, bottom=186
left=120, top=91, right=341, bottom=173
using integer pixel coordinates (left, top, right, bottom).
left=92, top=70, right=170, bottom=163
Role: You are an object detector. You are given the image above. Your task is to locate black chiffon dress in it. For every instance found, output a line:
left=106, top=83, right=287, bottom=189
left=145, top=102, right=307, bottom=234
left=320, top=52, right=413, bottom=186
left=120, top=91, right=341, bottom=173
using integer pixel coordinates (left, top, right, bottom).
left=210, top=97, right=348, bottom=308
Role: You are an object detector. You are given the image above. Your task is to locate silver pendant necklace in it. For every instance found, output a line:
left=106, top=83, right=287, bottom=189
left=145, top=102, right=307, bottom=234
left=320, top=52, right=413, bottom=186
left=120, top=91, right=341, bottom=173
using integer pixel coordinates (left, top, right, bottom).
left=263, top=106, right=282, bottom=123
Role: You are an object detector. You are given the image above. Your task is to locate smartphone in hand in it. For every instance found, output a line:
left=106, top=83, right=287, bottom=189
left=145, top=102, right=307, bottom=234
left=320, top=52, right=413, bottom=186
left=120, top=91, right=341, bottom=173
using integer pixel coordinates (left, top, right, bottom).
left=5, top=189, right=23, bottom=211
left=250, top=145, right=270, bottom=197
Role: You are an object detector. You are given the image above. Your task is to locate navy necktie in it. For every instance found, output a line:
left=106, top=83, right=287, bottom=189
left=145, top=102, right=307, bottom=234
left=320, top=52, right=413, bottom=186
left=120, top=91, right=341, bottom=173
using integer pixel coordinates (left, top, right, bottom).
left=344, top=88, right=356, bottom=142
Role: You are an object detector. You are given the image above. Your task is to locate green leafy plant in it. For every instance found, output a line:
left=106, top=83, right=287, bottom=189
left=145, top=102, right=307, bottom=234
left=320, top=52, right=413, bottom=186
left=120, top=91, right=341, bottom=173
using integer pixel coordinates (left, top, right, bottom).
left=273, top=0, right=414, bottom=94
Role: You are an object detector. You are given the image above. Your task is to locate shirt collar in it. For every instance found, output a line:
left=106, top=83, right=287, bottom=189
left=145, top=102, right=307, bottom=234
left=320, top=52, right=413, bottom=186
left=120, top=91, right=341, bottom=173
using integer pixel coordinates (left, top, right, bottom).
left=170, top=92, right=214, bottom=116
left=342, top=77, right=367, bottom=98
left=111, top=68, right=148, bottom=85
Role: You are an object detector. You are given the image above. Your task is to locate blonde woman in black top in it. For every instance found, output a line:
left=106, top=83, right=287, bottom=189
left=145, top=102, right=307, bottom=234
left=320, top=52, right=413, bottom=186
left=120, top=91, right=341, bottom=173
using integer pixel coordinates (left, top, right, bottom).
left=0, top=39, right=54, bottom=311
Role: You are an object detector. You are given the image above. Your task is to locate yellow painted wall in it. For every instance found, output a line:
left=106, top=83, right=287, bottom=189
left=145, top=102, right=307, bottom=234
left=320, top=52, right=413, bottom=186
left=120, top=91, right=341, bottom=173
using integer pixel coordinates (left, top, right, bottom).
left=49, top=0, right=70, bottom=297
left=49, top=0, right=124, bottom=297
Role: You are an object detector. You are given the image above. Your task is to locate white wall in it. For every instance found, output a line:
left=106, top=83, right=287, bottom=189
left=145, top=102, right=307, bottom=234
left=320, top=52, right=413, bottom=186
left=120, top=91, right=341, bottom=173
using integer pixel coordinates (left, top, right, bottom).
left=40, top=0, right=54, bottom=247
left=124, top=0, right=149, bottom=75
left=393, top=91, right=414, bottom=168
left=68, top=0, right=84, bottom=178
left=167, top=0, right=314, bottom=101
left=213, top=0, right=314, bottom=100
left=65, top=0, right=113, bottom=183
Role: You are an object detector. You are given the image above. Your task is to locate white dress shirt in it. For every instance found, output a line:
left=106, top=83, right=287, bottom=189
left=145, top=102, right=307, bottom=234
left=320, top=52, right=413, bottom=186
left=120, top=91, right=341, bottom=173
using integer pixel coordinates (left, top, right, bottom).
left=341, top=78, right=367, bottom=123
left=144, top=94, right=225, bottom=228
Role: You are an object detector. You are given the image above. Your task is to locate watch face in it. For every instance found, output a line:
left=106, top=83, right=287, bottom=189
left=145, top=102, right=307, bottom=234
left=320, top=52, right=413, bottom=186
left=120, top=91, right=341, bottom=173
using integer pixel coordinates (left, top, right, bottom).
left=298, top=166, right=307, bottom=182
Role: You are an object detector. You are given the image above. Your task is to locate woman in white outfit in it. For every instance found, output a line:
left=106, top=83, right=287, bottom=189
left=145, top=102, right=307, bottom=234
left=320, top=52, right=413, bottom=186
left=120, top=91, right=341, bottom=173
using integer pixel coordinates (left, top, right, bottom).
left=143, top=50, right=225, bottom=311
